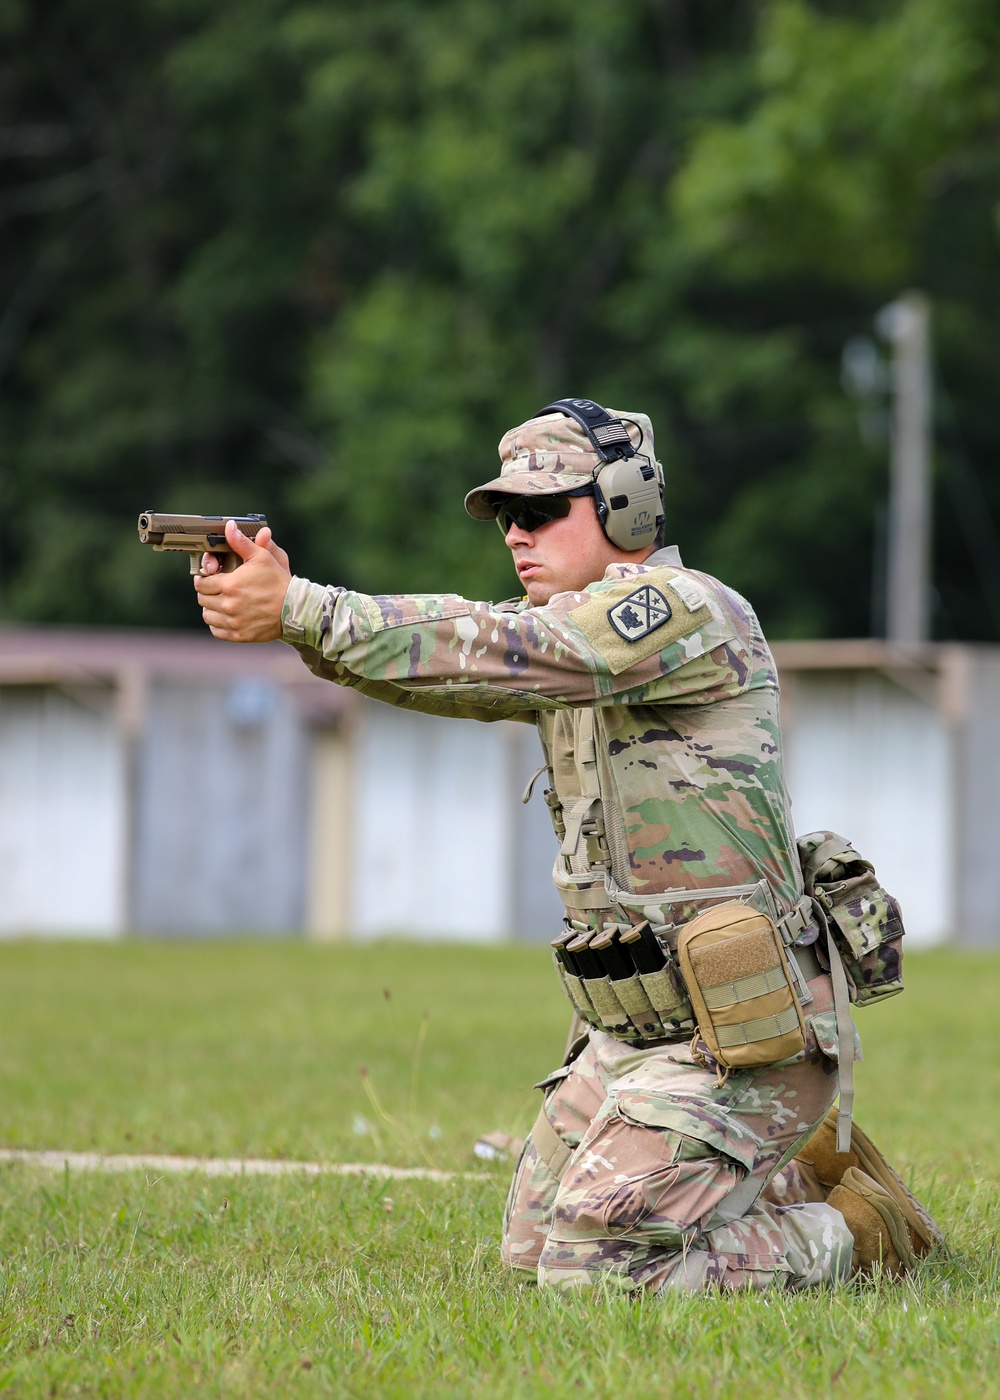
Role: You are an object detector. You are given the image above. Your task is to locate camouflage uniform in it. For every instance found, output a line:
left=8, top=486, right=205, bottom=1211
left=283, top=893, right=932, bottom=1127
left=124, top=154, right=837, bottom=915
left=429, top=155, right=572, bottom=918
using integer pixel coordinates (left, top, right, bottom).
left=280, top=411, right=855, bottom=1292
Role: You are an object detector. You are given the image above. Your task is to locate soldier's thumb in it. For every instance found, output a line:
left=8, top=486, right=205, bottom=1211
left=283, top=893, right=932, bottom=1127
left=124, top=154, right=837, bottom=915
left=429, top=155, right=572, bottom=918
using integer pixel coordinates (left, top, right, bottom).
left=224, top=517, right=262, bottom=561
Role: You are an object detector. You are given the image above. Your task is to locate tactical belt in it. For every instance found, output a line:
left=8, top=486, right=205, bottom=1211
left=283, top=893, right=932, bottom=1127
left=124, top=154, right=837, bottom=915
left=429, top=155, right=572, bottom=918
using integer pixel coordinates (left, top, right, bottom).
left=549, top=891, right=845, bottom=1070
left=536, top=922, right=840, bottom=1182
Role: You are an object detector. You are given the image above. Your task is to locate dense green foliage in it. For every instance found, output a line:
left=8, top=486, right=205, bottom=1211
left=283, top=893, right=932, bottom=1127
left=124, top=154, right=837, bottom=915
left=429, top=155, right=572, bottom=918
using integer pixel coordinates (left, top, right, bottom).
left=2, top=0, right=999, bottom=638
left=0, top=941, right=997, bottom=1395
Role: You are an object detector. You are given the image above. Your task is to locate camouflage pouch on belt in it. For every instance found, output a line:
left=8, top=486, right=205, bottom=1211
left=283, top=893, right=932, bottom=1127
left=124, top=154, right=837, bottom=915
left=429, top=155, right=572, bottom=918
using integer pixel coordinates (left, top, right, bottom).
left=677, top=902, right=807, bottom=1070
left=798, top=831, right=904, bottom=1007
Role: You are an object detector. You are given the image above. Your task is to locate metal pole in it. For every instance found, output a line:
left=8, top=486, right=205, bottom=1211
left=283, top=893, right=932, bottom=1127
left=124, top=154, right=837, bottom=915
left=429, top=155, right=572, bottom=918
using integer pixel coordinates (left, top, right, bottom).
left=875, top=292, right=932, bottom=644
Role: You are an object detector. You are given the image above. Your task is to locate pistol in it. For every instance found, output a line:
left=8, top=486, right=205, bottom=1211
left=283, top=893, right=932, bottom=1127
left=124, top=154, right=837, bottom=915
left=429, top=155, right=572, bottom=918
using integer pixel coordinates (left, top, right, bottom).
left=137, top=512, right=268, bottom=576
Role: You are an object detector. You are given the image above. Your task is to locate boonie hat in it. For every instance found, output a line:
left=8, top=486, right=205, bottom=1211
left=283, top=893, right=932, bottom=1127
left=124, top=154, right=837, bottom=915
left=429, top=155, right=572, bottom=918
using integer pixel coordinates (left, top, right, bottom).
left=464, top=408, right=656, bottom=520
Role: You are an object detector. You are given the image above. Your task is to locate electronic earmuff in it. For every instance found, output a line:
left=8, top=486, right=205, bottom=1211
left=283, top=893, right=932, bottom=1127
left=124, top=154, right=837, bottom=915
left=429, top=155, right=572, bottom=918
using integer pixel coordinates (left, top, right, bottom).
left=535, top=398, right=665, bottom=551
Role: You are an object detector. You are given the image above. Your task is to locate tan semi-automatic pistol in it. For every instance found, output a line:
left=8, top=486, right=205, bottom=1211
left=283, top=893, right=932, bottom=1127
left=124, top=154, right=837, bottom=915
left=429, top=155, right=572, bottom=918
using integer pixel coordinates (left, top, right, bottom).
left=137, top=512, right=268, bottom=576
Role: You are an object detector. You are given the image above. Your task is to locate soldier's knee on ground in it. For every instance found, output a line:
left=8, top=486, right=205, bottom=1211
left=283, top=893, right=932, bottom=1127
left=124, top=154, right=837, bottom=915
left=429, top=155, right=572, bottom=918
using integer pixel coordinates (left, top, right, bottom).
left=501, top=1045, right=614, bottom=1279
left=538, top=1110, right=748, bottom=1293
left=545, top=1111, right=706, bottom=1246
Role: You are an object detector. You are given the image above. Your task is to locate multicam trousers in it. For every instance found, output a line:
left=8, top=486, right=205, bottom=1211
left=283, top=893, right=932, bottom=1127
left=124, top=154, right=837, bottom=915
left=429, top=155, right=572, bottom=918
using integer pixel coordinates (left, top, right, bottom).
left=502, top=973, right=854, bottom=1293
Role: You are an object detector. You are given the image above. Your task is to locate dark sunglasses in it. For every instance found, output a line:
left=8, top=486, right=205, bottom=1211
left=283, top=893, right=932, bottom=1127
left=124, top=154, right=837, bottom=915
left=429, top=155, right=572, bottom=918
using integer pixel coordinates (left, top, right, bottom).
left=490, top=485, right=593, bottom=536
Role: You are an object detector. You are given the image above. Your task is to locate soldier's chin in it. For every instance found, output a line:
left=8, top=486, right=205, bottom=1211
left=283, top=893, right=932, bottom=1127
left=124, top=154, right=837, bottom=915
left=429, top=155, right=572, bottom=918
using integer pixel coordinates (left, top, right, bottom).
left=523, top=578, right=555, bottom=606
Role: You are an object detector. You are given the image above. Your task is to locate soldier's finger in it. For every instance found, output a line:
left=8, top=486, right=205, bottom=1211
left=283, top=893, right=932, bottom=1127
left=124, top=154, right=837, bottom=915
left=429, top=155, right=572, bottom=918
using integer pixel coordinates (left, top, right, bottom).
left=193, top=571, right=225, bottom=598
left=257, top=527, right=291, bottom=571
left=200, top=603, right=231, bottom=630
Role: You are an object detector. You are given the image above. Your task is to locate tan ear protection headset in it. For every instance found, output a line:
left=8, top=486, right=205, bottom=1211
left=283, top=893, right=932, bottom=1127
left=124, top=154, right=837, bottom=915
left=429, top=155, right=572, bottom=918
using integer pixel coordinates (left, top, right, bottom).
left=536, top=398, right=665, bottom=551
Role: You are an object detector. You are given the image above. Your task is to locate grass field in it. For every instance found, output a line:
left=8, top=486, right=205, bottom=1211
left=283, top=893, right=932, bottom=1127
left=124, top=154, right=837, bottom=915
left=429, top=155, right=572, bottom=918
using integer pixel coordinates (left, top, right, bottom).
left=0, top=941, right=997, bottom=1397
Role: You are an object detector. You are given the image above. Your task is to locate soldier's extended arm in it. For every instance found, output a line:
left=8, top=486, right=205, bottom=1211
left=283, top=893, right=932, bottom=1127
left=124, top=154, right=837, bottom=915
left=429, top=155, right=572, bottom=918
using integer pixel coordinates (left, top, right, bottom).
left=279, top=564, right=757, bottom=716
left=137, top=512, right=269, bottom=576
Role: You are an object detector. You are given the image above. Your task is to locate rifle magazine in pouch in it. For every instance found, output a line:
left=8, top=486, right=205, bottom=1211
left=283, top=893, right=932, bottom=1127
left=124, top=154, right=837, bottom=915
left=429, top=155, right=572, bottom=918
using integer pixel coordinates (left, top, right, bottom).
left=637, top=965, right=693, bottom=1031
left=552, top=956, right=599, bottom=1025
left=677, top=902, right=807, bottom=1070
left=608, top=974, right=666, bottom=1039
left=581, top=976, right=634, bottom=1038
left=799, top=831, right=904, bottom=1006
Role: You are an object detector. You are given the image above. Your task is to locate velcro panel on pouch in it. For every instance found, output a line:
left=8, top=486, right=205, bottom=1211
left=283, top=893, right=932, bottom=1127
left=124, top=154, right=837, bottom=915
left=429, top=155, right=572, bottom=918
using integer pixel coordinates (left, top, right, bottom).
left=677, top=903, right=807, bottom=1069
left=610, top=974, right=665, bottom=1039
left=582, top=976, right=633, bottom=1036
left=638, top=967, right=693, bottom=1026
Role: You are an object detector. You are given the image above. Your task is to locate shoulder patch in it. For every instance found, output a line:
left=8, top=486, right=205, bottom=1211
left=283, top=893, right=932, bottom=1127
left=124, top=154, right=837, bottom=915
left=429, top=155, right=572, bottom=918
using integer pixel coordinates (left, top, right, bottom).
left=568, top=570, right=715, bottom=676
left=607, top=585, right=673, bottom=641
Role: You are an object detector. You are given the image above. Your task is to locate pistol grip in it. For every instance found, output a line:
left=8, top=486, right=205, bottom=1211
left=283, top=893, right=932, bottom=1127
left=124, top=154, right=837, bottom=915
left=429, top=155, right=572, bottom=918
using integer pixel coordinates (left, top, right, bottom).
left=189, top=549, right=240, bottom=576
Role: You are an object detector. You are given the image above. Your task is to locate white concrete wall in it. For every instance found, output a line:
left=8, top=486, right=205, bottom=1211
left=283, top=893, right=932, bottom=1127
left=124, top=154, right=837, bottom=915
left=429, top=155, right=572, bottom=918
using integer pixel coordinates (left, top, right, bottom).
left=131, top=679, right=308, bottom=935
left=350, top=705, right=514, bottom=941
left=0, top=686, right=126, bottom=936
left=955, top=649, right=1000, bottom=944
left=0, top=666, right=962, bottom=945
left=307, top=727, right=354, bottom=940
left=350, top=675, right=957, bottom=945
left=783, top=672, right=952, bottom=945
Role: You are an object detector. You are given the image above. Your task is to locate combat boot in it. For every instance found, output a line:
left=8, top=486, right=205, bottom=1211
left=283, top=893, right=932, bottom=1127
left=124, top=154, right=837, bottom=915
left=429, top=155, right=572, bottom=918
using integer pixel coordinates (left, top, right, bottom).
left=826, top=1167, right=915, bottom=1279
left=795, top=1105, right=943, bottom=1259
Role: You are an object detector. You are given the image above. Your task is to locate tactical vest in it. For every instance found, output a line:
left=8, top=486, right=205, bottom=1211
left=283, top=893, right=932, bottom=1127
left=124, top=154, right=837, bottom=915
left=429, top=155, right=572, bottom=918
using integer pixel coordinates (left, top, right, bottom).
left=534, top=701, right=904, bottom=1154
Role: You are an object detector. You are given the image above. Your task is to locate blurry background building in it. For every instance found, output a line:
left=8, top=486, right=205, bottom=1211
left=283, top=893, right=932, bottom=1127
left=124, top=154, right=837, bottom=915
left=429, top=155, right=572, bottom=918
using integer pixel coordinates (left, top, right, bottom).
left=3, top=626, right=999, bottom=945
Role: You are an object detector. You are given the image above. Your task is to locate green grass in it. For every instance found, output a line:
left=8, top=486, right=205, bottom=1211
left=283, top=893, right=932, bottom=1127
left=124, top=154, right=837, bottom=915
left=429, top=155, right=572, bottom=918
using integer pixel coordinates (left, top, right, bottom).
left=0, top=942, right=997, bottom=1397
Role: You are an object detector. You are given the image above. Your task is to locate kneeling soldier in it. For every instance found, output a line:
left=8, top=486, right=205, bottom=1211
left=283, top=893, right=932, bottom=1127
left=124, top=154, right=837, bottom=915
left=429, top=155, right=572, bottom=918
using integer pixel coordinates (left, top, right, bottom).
left=194, top=399, right=941, bottom=1291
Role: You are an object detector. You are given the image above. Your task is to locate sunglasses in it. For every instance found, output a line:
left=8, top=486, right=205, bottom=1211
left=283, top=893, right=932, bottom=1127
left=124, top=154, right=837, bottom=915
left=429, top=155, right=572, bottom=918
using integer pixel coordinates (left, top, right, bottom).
left=490, top=485, right=593, bottom=536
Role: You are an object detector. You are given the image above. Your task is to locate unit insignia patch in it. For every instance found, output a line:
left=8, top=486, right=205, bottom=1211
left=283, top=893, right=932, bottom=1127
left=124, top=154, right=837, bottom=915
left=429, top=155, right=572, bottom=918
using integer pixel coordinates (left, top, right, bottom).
left=567, top=568, right=715, bottom=675
left=607, top=585, right=673, bottom=642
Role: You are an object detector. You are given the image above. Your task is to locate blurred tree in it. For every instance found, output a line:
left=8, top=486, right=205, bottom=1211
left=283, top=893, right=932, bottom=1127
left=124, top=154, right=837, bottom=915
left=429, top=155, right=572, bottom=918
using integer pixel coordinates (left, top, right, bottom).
left=0, top=0, right=333, bottom=625
left=673, top=0, right=1000, bottom=637
left=1, top=0, right=998, bottom=638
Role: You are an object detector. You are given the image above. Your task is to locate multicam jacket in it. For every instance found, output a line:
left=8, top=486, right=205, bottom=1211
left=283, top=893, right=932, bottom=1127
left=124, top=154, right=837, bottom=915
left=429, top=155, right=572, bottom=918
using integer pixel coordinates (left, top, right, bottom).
left=281, top=545, right=800, bottom=930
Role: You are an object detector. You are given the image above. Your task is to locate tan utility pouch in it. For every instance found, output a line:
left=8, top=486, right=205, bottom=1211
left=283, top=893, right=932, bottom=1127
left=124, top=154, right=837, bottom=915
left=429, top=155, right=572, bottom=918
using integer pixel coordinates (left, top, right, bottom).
left=677, top=902, right=807, bottom=1070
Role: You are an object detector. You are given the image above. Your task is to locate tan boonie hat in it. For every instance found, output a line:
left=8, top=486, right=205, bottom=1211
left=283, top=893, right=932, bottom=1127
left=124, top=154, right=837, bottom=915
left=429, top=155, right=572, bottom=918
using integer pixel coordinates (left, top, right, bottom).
left=464, top=408, right=656, bottom=520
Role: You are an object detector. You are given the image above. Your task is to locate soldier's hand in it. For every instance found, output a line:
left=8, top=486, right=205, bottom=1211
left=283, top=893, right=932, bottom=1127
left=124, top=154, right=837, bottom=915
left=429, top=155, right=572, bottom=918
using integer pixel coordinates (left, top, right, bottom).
left=194, top=519, right=291, bottom=643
